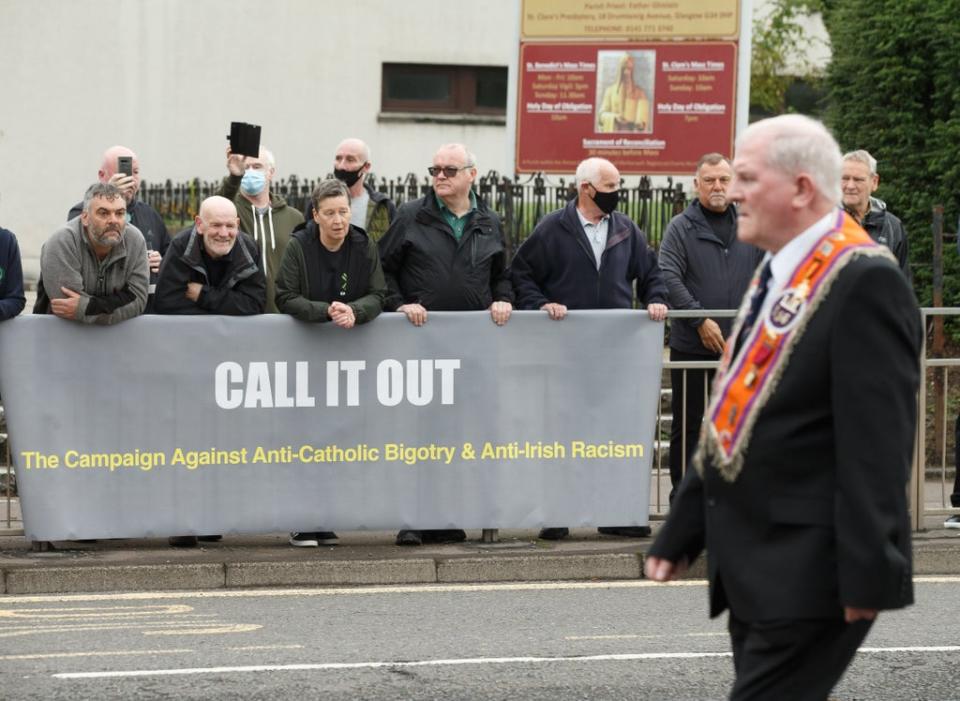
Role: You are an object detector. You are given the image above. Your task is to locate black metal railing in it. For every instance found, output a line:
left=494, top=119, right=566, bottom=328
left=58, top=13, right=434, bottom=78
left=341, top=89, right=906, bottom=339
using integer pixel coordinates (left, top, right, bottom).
left=141, top=173, right=688, bottom=254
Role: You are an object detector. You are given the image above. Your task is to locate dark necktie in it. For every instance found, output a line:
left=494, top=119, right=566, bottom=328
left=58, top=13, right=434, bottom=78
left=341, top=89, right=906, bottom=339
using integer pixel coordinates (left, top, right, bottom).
left=734, top=261, right=773, bottom=356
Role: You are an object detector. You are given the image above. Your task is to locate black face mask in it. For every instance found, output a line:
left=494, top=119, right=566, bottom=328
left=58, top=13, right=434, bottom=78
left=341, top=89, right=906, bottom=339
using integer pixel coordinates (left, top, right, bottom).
left=334, top=164, right=366, bottom=188
left=591, top=186, right=619, bottom=215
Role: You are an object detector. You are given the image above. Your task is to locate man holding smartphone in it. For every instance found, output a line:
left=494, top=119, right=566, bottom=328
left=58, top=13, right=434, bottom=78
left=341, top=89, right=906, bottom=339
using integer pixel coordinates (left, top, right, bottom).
left=67, top=145, right=170, bottom=312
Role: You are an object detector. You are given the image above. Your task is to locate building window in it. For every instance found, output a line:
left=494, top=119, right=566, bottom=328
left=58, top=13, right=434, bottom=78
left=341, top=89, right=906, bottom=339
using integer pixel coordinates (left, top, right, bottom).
left=382, top=63, right=507, bottom=116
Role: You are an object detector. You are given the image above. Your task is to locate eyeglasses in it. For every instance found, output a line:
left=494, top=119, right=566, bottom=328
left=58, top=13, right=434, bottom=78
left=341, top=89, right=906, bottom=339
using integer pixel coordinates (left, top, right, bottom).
left=428, top=165, right=471, bottom=178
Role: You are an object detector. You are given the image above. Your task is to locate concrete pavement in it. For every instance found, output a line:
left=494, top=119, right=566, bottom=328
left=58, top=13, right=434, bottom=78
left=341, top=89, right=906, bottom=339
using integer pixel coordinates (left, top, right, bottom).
left=2, top=526, right=960, bottom=595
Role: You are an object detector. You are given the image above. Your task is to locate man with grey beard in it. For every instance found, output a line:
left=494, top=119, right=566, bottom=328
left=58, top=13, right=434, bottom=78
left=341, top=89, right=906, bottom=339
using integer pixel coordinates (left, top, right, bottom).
left=38, top=182, right=148, bottom=323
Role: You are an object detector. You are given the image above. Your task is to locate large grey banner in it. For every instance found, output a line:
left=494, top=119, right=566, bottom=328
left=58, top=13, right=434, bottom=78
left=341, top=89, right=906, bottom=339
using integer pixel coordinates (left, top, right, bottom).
left=0, top=312, right=663, bottom=540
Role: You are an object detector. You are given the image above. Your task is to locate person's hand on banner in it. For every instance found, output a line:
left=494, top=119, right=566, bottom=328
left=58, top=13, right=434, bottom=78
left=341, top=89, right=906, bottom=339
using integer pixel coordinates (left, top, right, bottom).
left=51, top=287, right=82, bottom=320
left=647, top=303, right=668, bottom=321
left=541, top=302, right=567, bottom=320
left=329, top=301, right=356, bottom=329
left=397, top=303, right=427, bottom=326
left=489, top=300, right=512, bottom=326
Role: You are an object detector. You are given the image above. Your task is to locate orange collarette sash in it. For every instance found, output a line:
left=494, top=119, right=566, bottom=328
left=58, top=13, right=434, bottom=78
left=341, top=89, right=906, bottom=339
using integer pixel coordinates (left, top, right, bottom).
left=693, top=210, right=895, bottom=482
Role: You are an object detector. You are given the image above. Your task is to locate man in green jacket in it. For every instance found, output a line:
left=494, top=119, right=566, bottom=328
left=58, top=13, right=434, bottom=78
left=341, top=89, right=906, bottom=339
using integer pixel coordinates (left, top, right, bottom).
left=219, top=145, right=304, bottom=312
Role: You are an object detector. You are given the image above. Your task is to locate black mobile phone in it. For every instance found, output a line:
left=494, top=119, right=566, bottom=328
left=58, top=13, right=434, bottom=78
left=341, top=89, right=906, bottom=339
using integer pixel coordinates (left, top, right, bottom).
left=117, top=156, right=134, bottom=176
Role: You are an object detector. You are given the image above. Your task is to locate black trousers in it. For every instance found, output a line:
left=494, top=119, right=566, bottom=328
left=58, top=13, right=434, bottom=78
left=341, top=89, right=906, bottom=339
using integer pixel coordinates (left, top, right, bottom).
left=669, top=348, right=717, bottom=500
left=727, top=613, right=873, bottom=701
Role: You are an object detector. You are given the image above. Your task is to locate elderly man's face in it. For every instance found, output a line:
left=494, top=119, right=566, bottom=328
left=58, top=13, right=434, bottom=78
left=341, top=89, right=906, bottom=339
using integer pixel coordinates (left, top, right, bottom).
left=728, top=134, right=796, bottom=251
left=694, top=160, right=733, bottom=213
left=82, top=195, right=127, bottom=249
left=197, top=206, right=239, bottom=259
left=841, top=160, right=878, bottom=213
left=431, top=146, right=476, bottom=202
left=334, top=142, right=367, bottom=174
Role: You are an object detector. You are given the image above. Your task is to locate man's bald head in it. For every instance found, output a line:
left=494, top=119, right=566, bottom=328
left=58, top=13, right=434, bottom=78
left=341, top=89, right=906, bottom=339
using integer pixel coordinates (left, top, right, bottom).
left=196, top=196, right=240, bottom=259
left=199, top=195, right=237, bottom=221
left=98, top=145, right=140, bottom=203
left=336, top=138, right=371, bottom=163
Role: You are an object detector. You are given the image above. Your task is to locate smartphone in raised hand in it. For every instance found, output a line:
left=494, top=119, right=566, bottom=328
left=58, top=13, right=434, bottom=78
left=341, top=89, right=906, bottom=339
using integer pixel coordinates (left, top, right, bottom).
left=117, top=156, right=134, bottom=176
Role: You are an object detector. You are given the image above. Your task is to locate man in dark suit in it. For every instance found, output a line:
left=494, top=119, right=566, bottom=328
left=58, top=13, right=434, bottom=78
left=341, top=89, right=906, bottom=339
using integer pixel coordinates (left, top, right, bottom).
left=645, top=114, right=921, bottom=700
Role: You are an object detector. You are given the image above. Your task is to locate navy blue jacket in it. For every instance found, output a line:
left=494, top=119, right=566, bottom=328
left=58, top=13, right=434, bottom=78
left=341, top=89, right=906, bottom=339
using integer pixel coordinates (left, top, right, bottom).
left=0, top=227, right=25, bottom=320
left=510, top=199, right=667, bottom=310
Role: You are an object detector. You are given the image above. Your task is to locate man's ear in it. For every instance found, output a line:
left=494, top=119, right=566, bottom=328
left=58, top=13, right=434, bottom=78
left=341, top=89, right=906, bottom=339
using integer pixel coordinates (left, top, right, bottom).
left=792, top=173, right=818, bottom=209
left=870, top=173, right=880, bottom=194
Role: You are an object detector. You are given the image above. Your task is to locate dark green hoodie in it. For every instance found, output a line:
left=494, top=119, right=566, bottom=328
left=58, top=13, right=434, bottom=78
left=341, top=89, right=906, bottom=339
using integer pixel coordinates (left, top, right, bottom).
left=219, top=174, right=304, bottom=312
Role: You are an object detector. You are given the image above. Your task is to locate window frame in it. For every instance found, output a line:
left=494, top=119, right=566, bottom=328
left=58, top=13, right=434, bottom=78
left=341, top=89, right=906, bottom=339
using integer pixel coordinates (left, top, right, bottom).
left=381, top=63, right=507, bottom=116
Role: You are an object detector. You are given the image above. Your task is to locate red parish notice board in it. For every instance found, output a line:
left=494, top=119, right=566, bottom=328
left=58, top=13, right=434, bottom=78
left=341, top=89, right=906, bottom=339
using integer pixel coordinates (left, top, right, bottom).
left=516, top=41, right=738, bottom=174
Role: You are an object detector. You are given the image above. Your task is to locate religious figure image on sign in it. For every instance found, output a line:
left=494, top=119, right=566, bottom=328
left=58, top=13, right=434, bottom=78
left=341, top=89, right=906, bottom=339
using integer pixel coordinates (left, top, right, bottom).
left=596, top=50, right=655, bottom=134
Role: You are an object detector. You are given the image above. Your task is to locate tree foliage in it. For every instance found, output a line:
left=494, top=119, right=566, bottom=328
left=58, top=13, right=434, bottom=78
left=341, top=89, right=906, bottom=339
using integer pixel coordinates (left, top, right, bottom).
left=751, top=0, right=827, bottom=115
left=825, top=0, right=960, bottom=306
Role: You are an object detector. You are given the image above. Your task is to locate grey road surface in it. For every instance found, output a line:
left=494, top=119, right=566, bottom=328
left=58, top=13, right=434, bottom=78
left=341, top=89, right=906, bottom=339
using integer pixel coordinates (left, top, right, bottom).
left=0, top=578, right=958, bottom=700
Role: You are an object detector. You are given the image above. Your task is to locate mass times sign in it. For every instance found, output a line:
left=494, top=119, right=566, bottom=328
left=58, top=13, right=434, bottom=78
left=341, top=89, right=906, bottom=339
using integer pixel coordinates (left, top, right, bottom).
left=516, top=0, right=742, bottom=175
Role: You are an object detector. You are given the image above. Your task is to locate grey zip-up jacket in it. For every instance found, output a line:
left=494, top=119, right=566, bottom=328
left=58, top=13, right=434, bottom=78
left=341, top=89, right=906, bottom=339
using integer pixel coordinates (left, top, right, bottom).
left=659, top=201, right=763, bottom=356
left=40, top=217, right=149, bottom=324
left=847, top=196, right=910, bottom=282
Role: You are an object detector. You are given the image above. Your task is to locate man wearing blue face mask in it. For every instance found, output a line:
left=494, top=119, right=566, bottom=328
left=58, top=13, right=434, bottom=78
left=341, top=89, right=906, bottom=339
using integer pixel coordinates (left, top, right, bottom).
left=510, top=156, right=668, bottom=541
left=219, top=145, right=304, bottom=312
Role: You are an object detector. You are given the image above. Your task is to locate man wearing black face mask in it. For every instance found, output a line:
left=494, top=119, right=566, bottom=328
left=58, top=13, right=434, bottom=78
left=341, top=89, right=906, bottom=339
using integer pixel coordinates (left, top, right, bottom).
left=305, top=138, right=397, bottom=243
left=511, top=156, right=667, bottom=319
left=510, top=156, right=668, bottom=541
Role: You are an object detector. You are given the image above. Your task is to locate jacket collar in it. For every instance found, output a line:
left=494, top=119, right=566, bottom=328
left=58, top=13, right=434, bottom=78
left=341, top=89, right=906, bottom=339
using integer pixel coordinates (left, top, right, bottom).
left=559, top=198, right=632, bottom=250
left=680, top=200, right=737, bottom=242
left=415, top=187, right=491, bottom=228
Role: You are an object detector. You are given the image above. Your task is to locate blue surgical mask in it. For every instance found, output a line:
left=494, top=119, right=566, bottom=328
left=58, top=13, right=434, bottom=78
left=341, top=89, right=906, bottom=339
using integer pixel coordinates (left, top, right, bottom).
left=240, top=169, right=267, bottom=196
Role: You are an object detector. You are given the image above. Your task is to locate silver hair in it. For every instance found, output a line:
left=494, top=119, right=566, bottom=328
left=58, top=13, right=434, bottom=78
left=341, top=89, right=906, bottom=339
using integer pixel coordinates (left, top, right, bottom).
left=82, top=182, right=125, bottom=213
left=438, top=143, right=477, bottom=168
left=311, top=178, right=351, bottom=210
left=260, top=147, right=276, bottom=170
left=842, top=149, right=877, bottom=176
left=738, top=115, right=843, bottom=205
left=575, top=157, right=613, bottom=187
